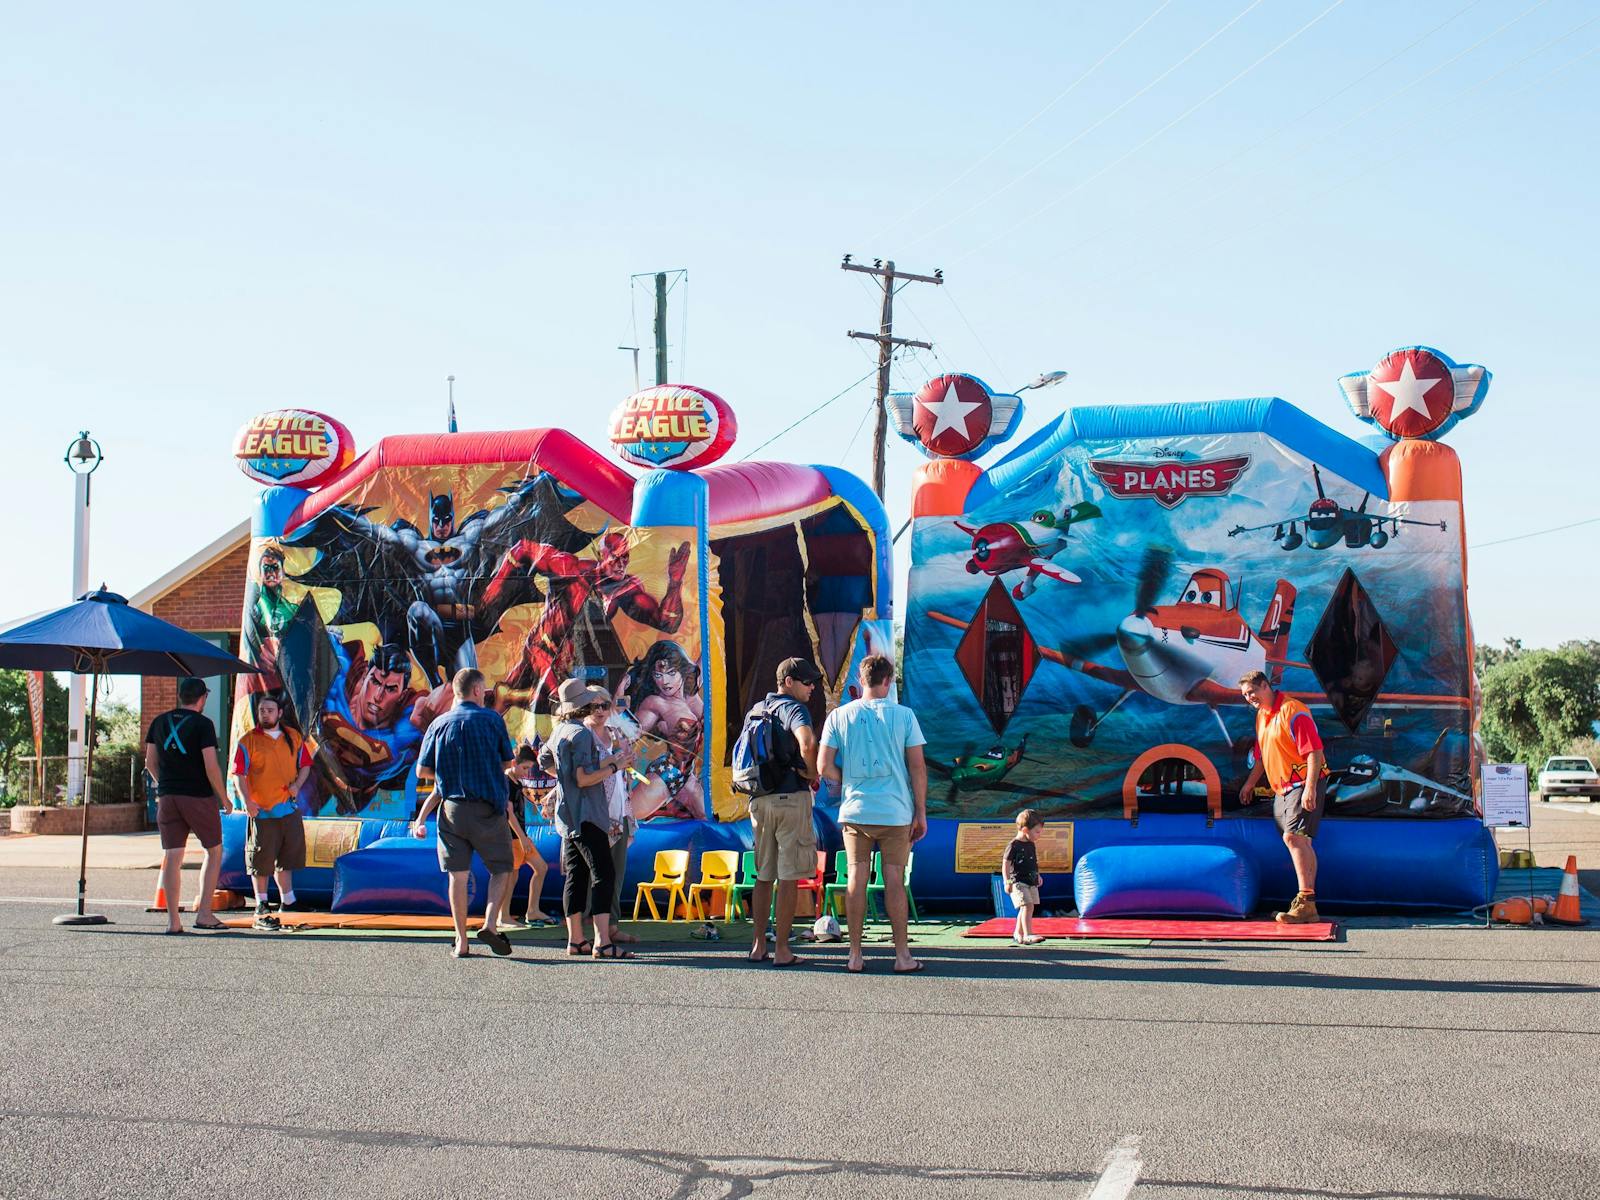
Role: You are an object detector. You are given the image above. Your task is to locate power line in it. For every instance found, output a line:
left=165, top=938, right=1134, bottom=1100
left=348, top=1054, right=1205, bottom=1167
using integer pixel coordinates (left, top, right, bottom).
left=736, top=366, right=880, bottom=461
left=906, top=0, right=1267, bottom=250
left=1037, top=0, right=1485, bottom=271
left=869, top=0, right=1172, bottom=244
left=942, top=286, right=1008, bottom=382
left=955, top=0, right=1347, bottom=264
left=1473, top=515, right=1600, bottom=550
left=1075, top=4, right=1590, bottom=293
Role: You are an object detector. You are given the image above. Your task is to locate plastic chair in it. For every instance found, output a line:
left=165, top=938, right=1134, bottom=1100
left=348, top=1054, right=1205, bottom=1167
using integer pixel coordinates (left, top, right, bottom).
left=632, top=849, right=691, bottom=920
left=795, top=850, right=828, bottom=918
left=729, top=851, right=759, bottom=919
left=688, top=850, right=740, bottom=922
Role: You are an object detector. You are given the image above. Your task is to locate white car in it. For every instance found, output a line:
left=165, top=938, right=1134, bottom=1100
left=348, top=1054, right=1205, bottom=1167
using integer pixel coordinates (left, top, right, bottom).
left=1536, top=756, right=1600, bottom=802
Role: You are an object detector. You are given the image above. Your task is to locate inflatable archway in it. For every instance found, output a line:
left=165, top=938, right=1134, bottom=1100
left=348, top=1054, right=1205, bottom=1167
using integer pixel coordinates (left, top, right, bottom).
left=221, top=392, right=893, bottom=910
left=901, top=348, right=1498, bottom=911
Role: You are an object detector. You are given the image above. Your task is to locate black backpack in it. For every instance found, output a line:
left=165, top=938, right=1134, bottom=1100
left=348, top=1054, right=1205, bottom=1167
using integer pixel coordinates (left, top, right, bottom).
left=731, top=700, right=787, bottom=797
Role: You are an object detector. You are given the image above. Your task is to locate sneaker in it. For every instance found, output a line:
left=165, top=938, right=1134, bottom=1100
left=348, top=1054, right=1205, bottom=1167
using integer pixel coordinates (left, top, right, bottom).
left=278, top=898, right=312, bottom=913
left=253, top=906, right=281, bottom=931
left=1274, top=892, right=1321, bottom=924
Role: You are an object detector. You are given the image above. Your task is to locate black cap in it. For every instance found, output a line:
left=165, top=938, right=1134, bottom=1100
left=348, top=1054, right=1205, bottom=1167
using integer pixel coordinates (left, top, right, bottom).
left=776, top=657, right=822, bottom=686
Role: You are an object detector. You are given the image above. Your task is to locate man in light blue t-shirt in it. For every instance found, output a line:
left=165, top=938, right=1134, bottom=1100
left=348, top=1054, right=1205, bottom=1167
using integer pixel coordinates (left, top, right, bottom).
left=819, top=653, right=927, bottom=974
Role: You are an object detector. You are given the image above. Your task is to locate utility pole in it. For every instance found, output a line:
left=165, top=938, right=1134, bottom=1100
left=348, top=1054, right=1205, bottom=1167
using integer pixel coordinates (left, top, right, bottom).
left=842, top=255, right=942, bottom=499
left=654, top=272, right=669, bottom=385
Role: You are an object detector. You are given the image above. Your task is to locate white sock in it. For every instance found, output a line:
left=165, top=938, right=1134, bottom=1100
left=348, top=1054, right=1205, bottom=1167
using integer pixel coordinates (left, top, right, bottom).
left=281, top=890, right=296, bottom=906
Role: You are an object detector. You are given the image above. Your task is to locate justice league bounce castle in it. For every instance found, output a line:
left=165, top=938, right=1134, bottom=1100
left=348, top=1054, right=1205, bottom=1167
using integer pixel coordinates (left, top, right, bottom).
left=223, top=387, right=892, bottom=912
left=220, top=347, right=1497, bottom=916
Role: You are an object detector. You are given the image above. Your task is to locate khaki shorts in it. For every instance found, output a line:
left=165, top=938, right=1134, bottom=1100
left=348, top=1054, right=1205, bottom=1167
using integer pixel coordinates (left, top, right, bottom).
left=750, top=791, right=816, bottom=882
left=1008, top=883, right=1040, bottom=910
left=247, top=811, right=307, bottom=875
left=840, top=822, right=911, bottom=868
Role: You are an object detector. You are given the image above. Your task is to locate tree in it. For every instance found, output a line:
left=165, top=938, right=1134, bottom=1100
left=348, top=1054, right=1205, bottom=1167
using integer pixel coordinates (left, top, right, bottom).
left=1475, top=637, right=1526, bottom=675
left=0, top=670, right=68, bottom=773
left=1480, top=647, right=1600, bottom=766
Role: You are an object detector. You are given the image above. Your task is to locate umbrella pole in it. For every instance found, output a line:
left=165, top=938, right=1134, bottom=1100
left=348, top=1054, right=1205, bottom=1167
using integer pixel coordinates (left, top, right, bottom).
left=56, top=669, right=109, bottom=926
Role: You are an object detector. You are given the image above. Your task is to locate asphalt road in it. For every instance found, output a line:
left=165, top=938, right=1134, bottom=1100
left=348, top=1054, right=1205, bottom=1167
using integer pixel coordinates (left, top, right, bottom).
left=2, top=811, right=1598, bottom=1199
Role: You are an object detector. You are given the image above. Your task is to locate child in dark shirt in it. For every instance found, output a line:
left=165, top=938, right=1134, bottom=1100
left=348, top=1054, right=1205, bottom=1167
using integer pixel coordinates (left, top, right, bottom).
left=1002, top=809, right=1045, bottom=945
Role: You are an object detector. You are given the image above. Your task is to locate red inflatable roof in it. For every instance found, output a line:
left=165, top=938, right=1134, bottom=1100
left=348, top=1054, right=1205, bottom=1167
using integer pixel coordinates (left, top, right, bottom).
left=701, top=461, right=834, bottom=527
left=286, top=430, right=638, bottom=530
left=284, top=430, right=838, bottom=533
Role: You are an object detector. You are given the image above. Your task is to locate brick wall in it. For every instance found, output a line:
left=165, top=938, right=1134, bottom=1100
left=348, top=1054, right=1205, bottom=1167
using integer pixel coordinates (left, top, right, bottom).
left=140, top=541, right=248, bottom=737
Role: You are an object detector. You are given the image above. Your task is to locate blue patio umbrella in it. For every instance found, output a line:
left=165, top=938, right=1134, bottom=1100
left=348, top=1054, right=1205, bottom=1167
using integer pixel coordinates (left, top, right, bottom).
left=0, top=588, right=258, bottom=925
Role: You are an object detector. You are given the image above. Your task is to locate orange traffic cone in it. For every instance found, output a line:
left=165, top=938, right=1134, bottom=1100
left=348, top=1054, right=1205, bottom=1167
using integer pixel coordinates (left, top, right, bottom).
left=1548, top=856, right=1588, bottom=927
left=147, top=883, right=182, bottom=913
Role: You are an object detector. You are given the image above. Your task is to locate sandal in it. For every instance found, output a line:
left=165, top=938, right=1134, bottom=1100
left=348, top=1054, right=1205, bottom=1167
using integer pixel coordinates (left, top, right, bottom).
left=475, top=928, right=513, bottom=956
left=565, top=940, right=593, bottom=957
left=592, top=942, right=636, bottom=960
left=193, top=920, right=230, bottom=932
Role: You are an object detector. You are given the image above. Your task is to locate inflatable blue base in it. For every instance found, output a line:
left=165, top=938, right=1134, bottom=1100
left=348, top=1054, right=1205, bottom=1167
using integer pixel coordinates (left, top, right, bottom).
left=1074, top=843, right=1259, bottom=918
left=912, top=814, right=1497, bottom=913
left=217, top=809, right=1495, bottom=915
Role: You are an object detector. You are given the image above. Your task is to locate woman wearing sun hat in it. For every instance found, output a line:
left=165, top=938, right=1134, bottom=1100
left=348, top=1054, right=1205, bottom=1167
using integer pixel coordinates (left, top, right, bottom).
left=542, top=678, right=638, bottom=960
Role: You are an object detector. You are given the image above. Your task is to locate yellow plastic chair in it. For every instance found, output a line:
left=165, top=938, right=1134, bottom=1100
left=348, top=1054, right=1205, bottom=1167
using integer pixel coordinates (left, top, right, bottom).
left=633, top=850, right=691, bottom=920
left=688, top=850, right=741, bottom=922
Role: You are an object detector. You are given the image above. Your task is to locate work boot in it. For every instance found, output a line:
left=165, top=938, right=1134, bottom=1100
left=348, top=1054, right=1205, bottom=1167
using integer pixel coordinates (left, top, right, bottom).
left=1274, top=891, right=1320, bottom=924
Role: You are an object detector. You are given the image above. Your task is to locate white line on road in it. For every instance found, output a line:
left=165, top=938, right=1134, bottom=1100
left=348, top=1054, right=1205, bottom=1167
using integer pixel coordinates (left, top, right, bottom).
left=0, top=896, right=151, bottom=907
left=1085, top=1135, right=1143, bottom=1200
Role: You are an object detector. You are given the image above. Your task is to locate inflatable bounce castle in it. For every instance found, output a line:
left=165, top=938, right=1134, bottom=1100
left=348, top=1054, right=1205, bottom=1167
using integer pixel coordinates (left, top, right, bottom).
left=222, top=387, right=891, bottom=911
left=218, top=346, right=1497, bottom=917
left=899, top=347, right=1497, bottom=912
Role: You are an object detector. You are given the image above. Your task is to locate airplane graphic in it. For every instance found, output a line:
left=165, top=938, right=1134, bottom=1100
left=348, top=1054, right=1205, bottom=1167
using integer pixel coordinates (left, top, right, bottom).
left=1227, top=466, right=1445, bottom=552
left=954, top=501, right=1101, bottom=600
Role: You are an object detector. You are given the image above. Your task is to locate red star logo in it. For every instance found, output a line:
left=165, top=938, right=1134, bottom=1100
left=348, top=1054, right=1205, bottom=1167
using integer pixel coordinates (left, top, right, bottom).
left=913, top=374, right=993, bottom=457
left=1367, top=348, right=1452, bottom=438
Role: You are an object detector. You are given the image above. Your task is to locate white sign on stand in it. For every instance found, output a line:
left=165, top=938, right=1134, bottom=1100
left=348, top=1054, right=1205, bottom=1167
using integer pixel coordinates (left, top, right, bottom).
left=1481, top=763, right=1531, bottom=828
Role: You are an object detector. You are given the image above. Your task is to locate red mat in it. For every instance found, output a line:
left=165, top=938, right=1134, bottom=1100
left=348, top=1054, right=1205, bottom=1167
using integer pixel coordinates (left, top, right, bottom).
left=963, top=917, right=1338, bottom=941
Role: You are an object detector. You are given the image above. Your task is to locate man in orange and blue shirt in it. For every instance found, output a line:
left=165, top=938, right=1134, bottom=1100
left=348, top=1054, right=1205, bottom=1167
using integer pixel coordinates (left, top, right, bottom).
left=232, top=694, right=313, bottom=930
left=1238, top=670, right=1326, bottom=924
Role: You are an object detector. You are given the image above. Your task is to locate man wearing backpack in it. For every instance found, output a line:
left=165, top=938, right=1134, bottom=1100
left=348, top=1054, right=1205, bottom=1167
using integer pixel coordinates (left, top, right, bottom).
left=818, top=653, right=927, bottom=974
left=740, top=657, right=821, bottom=967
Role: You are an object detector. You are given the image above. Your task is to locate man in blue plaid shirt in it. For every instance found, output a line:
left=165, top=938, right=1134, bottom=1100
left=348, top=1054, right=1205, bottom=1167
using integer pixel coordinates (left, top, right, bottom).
left=411, top=668, right=517, bottom=958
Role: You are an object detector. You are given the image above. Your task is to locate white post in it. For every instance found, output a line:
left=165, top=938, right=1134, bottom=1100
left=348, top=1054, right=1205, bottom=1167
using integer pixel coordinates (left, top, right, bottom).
left=66, top=470, right=90, bottom=802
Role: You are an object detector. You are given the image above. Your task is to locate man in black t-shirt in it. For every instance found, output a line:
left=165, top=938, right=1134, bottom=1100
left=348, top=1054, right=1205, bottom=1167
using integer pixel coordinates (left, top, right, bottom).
left=143, top=677, right=231, bottom=934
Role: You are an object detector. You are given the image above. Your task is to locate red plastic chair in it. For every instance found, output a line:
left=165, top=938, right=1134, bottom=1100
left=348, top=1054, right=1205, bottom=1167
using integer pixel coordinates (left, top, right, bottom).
left=795, top=850, right=827, bottom=918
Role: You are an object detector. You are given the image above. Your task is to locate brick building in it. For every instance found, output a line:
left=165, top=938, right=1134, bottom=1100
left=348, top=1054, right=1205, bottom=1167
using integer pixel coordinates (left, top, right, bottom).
left=130, top=520, right=250, bottom=739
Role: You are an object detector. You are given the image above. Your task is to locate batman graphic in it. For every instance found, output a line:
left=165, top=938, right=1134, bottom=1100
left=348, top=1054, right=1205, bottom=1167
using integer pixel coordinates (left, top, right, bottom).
left=284, top=472, right=596, bottom=686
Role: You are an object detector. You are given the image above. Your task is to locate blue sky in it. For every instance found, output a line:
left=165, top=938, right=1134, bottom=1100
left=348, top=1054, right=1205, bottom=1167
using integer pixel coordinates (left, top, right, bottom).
left=3, top=0, right=1596, bottom=679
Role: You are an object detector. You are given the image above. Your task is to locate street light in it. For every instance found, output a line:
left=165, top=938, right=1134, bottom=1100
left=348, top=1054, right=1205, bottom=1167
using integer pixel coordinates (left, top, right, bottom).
left=1017, top=370, right=1069, bottom=393
left=64, top=432, right=103, bottom=802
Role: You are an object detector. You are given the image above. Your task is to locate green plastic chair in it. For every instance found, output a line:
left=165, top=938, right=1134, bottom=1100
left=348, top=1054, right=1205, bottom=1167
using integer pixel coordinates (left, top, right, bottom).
left=860, top=852, right=918, bottom=922
left=730, top=850, right=759, bottom=919
left=822, top=850, right=852, bottom=917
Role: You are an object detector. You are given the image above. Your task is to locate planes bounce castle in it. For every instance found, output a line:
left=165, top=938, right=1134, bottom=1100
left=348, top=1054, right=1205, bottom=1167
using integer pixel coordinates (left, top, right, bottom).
left=222, top=345, right=1495, bottom=916
left=900, top=346, right=1496, bottom=913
